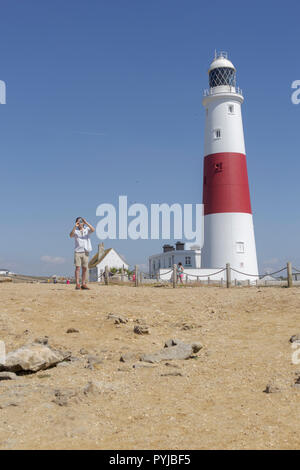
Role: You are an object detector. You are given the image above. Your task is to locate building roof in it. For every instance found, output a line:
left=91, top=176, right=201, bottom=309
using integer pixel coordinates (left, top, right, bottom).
left=88, top=248, right=128, bottom=269
left=89, top=248, right=113, bottom=269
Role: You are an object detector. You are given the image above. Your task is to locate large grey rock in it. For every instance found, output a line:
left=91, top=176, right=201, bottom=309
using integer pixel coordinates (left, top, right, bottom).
left=0, top=343, right=70, bottom=373
left=140, top=339, right=202, bottom=363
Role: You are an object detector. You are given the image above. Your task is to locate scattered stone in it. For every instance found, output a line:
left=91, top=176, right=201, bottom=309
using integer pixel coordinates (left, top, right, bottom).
left=161, top=372, right=183, bottom=377
left=0, top=402, right=19, bottom=409
left=107, top=314, right=128, bottom=324
left=83, top=380, right=116, bottom=395
left=0, top=343, right=70, bottom=373
left=52, top=389, right=78, bottom=406
left=117, top=365, right=132, bottom=372
left=34, top=336, right=49, bottom=345
left=120, top=352, right=143, bottom=363
left=133, top=363, right=157, bottom=369
left=79, top=348, right=89, bottom=355
left=181, top=324, right=194, bottom=330
left=264, top=383, right=281, bottom=394
left=140, top=339, right=202, bottom=363
left=133, top=325, right=150, bottom=335
left=66, top=328, right=79, bottom=334
left=290, top=334, right=300, bottom=343
left=21, top=307, right=32, bottom=313
left=85, top=355, right=103, bottom=370
left=165, top=363, right=181, bottom=368
left=0, top=372, right=18, bottom=381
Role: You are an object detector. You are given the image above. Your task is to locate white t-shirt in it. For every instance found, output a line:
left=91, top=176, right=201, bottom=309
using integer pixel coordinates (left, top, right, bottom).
left=74, top=227, right=92, bottom=253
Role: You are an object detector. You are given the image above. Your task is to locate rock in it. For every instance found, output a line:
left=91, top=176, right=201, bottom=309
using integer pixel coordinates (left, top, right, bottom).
left=21, top=307, right=32, bottom=313
left=120, top=352, right=143, bottom=362
left=0, top=343, right=70, bottom=373
left=0, top=372, right=18, bottom=381
left=264, top=383, right=281, bottom=394
left=181, top=324, right=194, bottom=330
left=117, top=365, right=132, bottom=372
left=52, top=389, right=79, bottom=406
left=133, top=325, right=150, bottom=335
left=165, top=363, right=181, bottom=368
left=83, top=380, right=115, bottom=395
left=290, top=334, right=300, bottom=343
left=161, top=372, right=183, bottom=377
left=79, top=348, right=89, bottom=355
left=85, top=355, right=103, bottom=370
left=66, top=328, right=79, bottom=334
left=107, top=314, right=128, bottom=324
left=140, top=339, right=203, bottom=363
left=133, top=363, right=158, bottom=369
left=34, top=336, right=49, bottom=345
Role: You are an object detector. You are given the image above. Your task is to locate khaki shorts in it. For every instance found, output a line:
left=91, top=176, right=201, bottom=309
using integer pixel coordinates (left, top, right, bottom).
left=74, top=251, right=89, bottom=268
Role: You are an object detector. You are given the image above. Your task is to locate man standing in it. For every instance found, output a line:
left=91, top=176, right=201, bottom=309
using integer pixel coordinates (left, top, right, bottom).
left=70, top=217, right=95, bottom=290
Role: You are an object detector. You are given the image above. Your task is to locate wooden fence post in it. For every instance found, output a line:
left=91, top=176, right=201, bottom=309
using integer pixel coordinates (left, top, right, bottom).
left=139, top=272, right=143, bottom=285
left=173, top=264, right=177, bottom=288
left=105, top=265, right=109, bottom=285
left=135, top=265, right=138, bottom=287
left=287, top=262, right=293, bottom=288
left=121, top=267, right=124, bottom=283
left=226, top=263, right=231, bottom=288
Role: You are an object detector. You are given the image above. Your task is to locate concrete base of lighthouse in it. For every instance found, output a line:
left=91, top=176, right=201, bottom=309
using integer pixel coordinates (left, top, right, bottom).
left=201, top=212, right=258, bottom=279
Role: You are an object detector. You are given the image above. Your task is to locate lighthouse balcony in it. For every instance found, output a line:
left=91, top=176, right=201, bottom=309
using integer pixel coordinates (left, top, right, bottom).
left=203, top=86, right=243, bottom=97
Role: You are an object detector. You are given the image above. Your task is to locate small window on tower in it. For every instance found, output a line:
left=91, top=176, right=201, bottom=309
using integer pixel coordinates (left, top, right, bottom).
left=228, top=104, right=234, bottom=114
left=214, top=162, right=223, bottom=172
left=236, top=242, right=245, bottom=254
left=214, top=129, right=221, bottom=139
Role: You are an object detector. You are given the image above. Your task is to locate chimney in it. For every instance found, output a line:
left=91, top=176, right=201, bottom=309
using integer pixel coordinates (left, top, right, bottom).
left=98, top=243, right=105, bottom=260
left=175, top=241, right=185, bottom=251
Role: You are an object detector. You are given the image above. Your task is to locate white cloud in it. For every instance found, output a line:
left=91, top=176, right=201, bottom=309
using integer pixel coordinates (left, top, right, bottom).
left=41, top=255, right=66, bottom=265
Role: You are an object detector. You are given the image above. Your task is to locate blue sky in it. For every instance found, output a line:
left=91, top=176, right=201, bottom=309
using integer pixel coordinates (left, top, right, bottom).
left=0, top=0, right=299, bottom=276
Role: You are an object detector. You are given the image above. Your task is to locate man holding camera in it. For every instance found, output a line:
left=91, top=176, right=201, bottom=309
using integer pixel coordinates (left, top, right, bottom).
left=70, top=217, right=95, bottom=290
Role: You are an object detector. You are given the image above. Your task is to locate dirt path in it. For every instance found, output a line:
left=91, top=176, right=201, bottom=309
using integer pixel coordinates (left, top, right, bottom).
left=0, top=283, right=300, bottom=449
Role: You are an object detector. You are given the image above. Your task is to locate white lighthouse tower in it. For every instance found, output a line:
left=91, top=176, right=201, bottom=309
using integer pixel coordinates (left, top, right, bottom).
left=201, top=52, right=258, bottom=277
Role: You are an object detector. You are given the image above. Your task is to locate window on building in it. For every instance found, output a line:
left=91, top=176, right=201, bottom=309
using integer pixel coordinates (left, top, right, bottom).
left=228, top=104, right=234, bottom=114
left=236, top=242, right=245, bottom=254
left=214, top=129, right=221, bottom=139
left=185, top=256, right=191, bottom=266
left=153, top=262, right=155, bottom=271
left=214, top=162, right=223, bottom=172
left=169, top=257, right=171, bottom=268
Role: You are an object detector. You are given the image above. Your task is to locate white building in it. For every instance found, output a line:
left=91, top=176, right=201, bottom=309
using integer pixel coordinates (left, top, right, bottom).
left=89, top=243, right=129, bottom=282
left=149, top=242, right=201, bottom=277
left=0, top=268, right=9, bottom=276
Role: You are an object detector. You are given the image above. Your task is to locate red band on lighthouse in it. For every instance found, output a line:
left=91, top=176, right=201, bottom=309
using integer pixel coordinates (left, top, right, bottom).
left=203, top=152, right=252, bottom=215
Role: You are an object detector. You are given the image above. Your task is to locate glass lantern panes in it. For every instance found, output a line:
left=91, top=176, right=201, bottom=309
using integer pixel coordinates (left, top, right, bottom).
left=209, top=67, right=236, bottom=88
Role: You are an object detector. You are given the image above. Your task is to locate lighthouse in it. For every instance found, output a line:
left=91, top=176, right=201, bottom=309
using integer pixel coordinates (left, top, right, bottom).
left=201, top=52, right=258, bottom=277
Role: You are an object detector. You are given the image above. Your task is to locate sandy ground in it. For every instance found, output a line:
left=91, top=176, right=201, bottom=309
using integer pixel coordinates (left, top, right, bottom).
left=0, top=282, right=300, bottom=450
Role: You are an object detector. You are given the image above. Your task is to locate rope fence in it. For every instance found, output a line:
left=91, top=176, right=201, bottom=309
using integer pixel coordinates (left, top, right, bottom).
left=95, top=261, right=298, bottom=288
